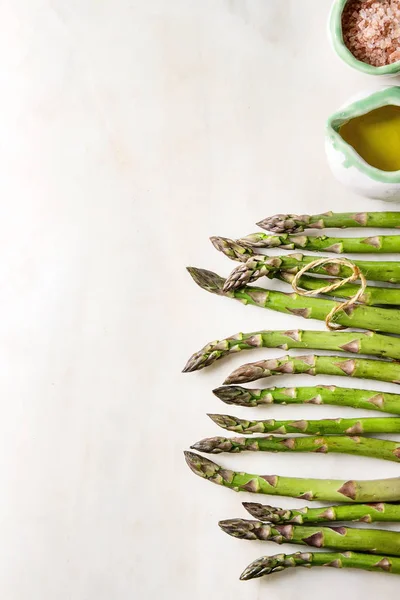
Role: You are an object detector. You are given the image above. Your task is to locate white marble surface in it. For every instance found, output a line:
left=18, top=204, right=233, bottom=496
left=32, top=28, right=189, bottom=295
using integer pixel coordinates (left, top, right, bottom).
left=1, top=1, right=400, bottom=598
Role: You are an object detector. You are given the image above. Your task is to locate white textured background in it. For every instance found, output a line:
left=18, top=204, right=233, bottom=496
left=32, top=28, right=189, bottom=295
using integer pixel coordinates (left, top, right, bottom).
left=0, top=1, right=399, bottom=598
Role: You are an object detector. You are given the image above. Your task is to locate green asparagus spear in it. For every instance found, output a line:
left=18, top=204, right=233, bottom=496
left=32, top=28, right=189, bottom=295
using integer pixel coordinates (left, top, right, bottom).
left=239, top=231, right=400, bottom=253
left=224, top=252, right=400, bottom=291
left=207, top=413, right=400, bottom=435
left=187, top=267, right=400, bottom=335
left=257, top=211, right=400, bottom=234
left=191, top=434, right=400, bottom=463
left=184, top=451, right=400, bottom=501
left=240, top=551, right=400, bottom=580
left=243, top=502, right=400, bottom=524
left=213, top=385, right=400, bottom=414
left=183, top=329, right=400, bottom=373
left=219, top=518, right=400, bottom=556
left=224, top=354, right=400, bottom=386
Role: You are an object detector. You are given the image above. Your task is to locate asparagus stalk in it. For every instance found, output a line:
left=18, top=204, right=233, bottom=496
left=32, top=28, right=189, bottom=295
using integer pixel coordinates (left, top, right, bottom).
left=207, top=413, right=400, bottom=435
left=184, top=451, right=400, bottom=501
left=211, top=237, right=400, bottom=304
left=224, top=354, right=400, bottom=386
left=213, top=385, right=400, bottom=414
left=243, top=502, right=400, bottom=524
left=191, top=434, right=400, bottom=463
left=239, top=231, right=400, bottom=253
left=257, top=211, right=400, bottom=234
left=277, top=271, right=400, bottom=306
left=224, top=253, right=400, bottom=291
left=240, top=551, right=400, bottom=580
left=183, top=329, right=400, bottom=373
left=187, top=267, right=400, bottom=335
left=219, top=518, right=400, bottom=556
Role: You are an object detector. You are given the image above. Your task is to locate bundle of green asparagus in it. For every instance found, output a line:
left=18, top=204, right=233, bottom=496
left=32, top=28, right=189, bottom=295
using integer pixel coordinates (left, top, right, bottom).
left=184, top=211, right=400, bottom=582
left=223, top=251, right=400, bottom=291
left=211, top=235, right=400, bottom=307
left=235, top=501, right=400, bottom=580
left=210, top=213, right=400, bottom=305
left=220, top=518, right=400, bottom=580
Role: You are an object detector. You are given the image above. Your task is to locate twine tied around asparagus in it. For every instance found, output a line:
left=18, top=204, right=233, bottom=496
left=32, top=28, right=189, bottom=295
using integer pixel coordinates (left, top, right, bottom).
left=291, top=258, right=367, bottom=330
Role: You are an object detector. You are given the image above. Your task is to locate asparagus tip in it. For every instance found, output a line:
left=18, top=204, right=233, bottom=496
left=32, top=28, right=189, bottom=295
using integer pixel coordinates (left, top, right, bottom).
left=210, top=236, right=254, bottom=262
left=186, top=267, right=227, bottom=296
left=222, top=280, right=236, bottom=293
left=218, top=518, right=238, bottom=535
left=182, top=354, right=200, bottom=373
left=183, top=450, right=220, bottom=478
left=212, top=386, right=252, bottom=405
left=256, top=217, right=274, bottom=231
left=209, top=235, right=225, bottom=251
left=239, top=559, right=264, bottom=581
left=256, top=214, right=301, bottom=234
left=222, top=262, right=252, bottom=292
left=224, top=362, right=265, bottom=385
left=208, top=412, right=227, bottom=425
left=184, top=450, right=207, bottom=474
left=239, top=569, right=254, bottom=581
left=241, top=552, right=313, bottom=580
left=243, top=502, right=276, bottom=520
left=240, top=554, right=283, bottom=580
left=190, top=436, right=228, bottom=454
left=218, top=518, right=253, bottom=538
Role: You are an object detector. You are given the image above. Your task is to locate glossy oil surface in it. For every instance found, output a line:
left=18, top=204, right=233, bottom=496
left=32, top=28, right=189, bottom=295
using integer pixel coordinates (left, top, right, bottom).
left=340, top=105, right=400, bottom=172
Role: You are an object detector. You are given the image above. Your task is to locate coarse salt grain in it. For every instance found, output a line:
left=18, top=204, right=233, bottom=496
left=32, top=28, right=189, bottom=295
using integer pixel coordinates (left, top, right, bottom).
left=342, top=0, right=400, bottom=66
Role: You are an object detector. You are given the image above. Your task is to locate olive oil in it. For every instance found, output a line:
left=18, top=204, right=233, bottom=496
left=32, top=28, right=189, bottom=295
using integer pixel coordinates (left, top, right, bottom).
left=339, top=105, right=400, bottom=172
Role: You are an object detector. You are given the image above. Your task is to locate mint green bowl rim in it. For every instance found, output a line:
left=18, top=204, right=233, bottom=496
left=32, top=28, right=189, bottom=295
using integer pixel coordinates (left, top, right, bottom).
left=329, top=0, right=400, bottom=76
left=326, top=87, right=400, bottom=183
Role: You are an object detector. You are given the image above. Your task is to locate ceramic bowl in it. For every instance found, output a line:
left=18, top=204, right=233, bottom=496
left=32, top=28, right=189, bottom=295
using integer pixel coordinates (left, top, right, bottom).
left=328, top=0, right=400, bottom=76
left=325, top=87, right=400, bottom=202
